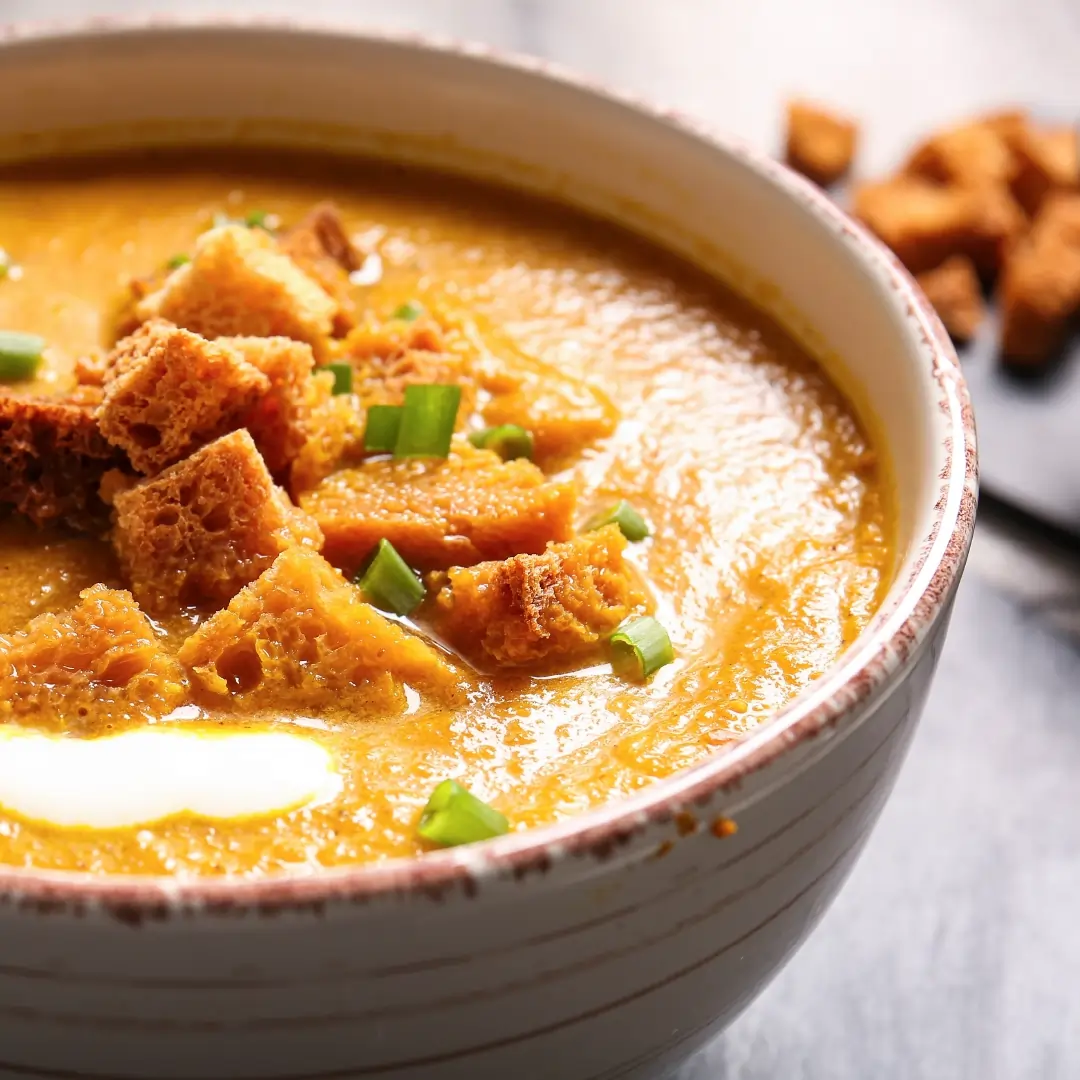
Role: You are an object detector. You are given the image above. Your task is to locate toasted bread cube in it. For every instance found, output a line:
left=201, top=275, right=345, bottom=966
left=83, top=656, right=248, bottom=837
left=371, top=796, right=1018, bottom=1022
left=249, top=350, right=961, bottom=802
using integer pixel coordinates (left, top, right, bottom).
left=853, top=176, right=1024, bottom=274
left=277, top=203, right=361, bottom=334
left=0, top=395, right=131, bottom=532
left=915, top=255, right=985, bottom=342
left=97, top=320, right=269, bottom=474
left=301, top=442, right=576, bottom=574
left=1000, top=195, right=1080, bottom=365
left=112, top=429, right=323, bottom=614
left=288, top=385, right=366, bottom=497
left=0, top=585, right=186, bottom=734
left=905, top=120, right=1018, bottom=189
left=219, top=335, right=321, bottom=478
left=135, top=225, right=337, bottom=354
left=785, top=100, right=858, bottom=186
left=430, top=525, right=647, bottom=667
left=179, top=547, right=459, bottom=715
left=339, top=316, right=449, bottom=360
left=1010, top=124, right=1080, bottom=216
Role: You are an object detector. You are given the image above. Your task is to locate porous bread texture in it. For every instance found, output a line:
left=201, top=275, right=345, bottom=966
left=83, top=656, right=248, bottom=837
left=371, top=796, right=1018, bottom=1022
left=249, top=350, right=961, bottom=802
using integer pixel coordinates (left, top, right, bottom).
left=0, top=585, right=185, bottom=734
left=98, top=319, right=269, bottom=474
left=111, top=429, right=322, bottom=614
left=179, top=546, right=459, bottom=715
left=429, top=524, right=647, bottom=667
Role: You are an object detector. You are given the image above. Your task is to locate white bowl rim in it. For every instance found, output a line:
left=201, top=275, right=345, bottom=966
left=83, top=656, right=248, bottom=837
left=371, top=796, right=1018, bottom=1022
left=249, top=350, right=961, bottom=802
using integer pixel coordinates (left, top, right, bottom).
left=0, top=15, right=977, bottom=915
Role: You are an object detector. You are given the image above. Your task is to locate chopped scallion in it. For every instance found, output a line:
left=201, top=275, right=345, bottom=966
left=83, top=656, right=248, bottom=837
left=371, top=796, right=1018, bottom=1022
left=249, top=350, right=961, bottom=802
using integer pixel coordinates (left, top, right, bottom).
left=0, top=331, right=45, bottom=382
left=468, top=424, right=534, bottom=461
left=418, top=779, right=509, bottom=847
left=364, top=404, right=404, bottom=453
left=0, top=250, right=12, bottom=280
left=394, top=384, right=461, bottom=459
left=609, top=616, right=674, bottom=681
left=244, top=210, right=270, bottom=229
left=166, top=253, right=190, bottom=270
left=320, top=362, right=353, bottom=396
left=392, top=300, right=424, bottom=322
left=355, top=538, right=425, bottom=615
left=584, top=499, right=650, bottom=542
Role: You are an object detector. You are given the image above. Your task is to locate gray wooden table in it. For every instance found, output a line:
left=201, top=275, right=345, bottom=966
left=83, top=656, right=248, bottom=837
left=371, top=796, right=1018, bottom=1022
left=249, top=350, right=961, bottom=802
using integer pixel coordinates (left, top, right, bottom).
left=11, top=2, right=1080, bottom=1077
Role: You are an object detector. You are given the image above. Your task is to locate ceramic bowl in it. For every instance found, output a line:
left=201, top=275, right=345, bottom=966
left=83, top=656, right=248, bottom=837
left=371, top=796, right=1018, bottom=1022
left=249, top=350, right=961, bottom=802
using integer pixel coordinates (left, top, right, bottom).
left=0, top=19, right=975, bottom=1080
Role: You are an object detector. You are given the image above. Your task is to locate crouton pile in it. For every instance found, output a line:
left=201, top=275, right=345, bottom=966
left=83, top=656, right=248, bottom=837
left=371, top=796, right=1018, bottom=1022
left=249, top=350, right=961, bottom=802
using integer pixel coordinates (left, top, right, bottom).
left=0, top=204, right=647, bottom=735
left=785, top=100, right=1080, bottom=366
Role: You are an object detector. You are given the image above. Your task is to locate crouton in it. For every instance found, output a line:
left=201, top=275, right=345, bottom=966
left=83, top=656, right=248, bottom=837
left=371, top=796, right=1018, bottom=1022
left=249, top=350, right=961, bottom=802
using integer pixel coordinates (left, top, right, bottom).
left=97, top=320, right=269, bottom=474
left=352, top=347, right=476, bottom=417
left=0, top=584, right=186, bottom=734
left=288, top=386, right=366, bottom=497
left=1010, top=124, right=1079, bottom=215
left=178, top=547, right=459, bottom=716
left=1000, top=194, right=1080, bottom=364
left=134, top=224, right=337, bottom=355
left=73, top=350, right=108, bottom=388
left=915, top=255, right=986, bottom=341
left=301, top=442, right=576, bottom=574
left=339, top=316, right=449, bottom=360
left=904, top=119, right=1018, bottom=189
left=0, top=395, right=131, bottom=532
left=784, top=100, right=858, bottom=186
left=112, top=429, right=323, bottom=614
left=277, top=203, right=361, bottom=333
left=219, top=335, right=321, bottom=478
left=429, top=525, right=647, bottom=667
left=853, top=175, right=1025, bottom=274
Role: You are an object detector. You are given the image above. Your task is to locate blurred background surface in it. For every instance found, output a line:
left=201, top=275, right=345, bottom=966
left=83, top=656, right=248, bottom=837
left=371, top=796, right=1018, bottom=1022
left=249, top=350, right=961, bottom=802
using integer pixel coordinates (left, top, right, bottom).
left=10, top=2, right=1080, bottom=1077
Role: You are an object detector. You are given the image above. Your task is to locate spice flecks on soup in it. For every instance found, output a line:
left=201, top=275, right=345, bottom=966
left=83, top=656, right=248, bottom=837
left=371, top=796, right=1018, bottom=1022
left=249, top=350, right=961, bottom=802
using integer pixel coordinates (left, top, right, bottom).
left=0, top=152, right=892, bottom=876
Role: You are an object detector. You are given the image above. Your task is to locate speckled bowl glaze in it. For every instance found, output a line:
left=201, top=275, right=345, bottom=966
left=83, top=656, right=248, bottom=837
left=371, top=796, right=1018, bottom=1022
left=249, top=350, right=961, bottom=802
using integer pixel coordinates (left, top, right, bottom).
left=0, top=19, right=975, bottom=1080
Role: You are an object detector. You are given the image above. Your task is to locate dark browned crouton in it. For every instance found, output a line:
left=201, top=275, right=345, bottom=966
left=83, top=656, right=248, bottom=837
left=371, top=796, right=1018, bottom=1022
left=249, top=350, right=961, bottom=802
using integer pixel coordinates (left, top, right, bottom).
left=134, top=224, right=337, bottom=355
left=0, top=585, right=186, bottom=734
left=429, top=525, right=647, bottom=667
left=0, top=395, right=131, bottom=532
left=300, top=442, right=576, bottom=574
left=277, top=203, right=362, bottom=334
left=112, top=429, right=323, bottom=614
left=853, top=176, right=1025, bottom=274
left=1009, top=124, right=1080, bottom=216
left=97, top=320, right=269, bottom=474
left=915, top=255, right=986, bottom=342
left=904, top=118, right=1019, bottom=190
left=178, top=546, right=459, bottom=715
left=785, top=100, right=858, bottom=186
left=1000, top=194, right=1080, bottom=364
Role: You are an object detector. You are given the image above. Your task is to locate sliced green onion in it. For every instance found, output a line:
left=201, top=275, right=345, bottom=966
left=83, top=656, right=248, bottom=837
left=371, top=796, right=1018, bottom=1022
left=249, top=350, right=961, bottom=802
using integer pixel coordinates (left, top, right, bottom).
left=355, top=538, right=425, bottom=615
left=244, top=210, right=270, bottom=229
left=609, top=616, right=674, bottom=681
left=364, top=404, right=404, bottom=453
left=418, top=779, right=509, bottom=847
left=468, top=424, right=534, bottom=461
left=0, top=331, right=45, bottom=382
left=320, top=362, right=353, bottom=396
left=394, top=384, right=461, bottom=459
left=0, top=250, right=12, bottom=280
left=584, top=500, right=650, bottom=542
left=166, top=253, right=190, bottom=270
left=392, top=301, right=424, bottom=322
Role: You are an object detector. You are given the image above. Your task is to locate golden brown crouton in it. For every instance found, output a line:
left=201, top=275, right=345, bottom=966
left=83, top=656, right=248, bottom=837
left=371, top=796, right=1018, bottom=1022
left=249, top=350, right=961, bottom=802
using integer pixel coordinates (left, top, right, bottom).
left=301, top=442, right=576, bottom=574
left=98, top=320, right=269, bottom=474
left=0, top=395, right=131, bottom=532
left=277, top=203, right=361, bottom=333
left=915, top=255, right=986, bottom=341
left=339, top=316, right=449, bottom=360
left=853, top=176, right=1025, bottom=274
left=134, top=225, right=337, bottom=355
left=784, top=100, right=858, bottom=186
left=112, top=429, right=323, bottom=614
left=1010, top=124, right=1079, bottom=215
left=429, top=525, right=647, bottom=668
left=287, top=386, right=366, bottom=498
left=0, top=585, right=186, bottom=734
left=904, top=119, right=1018, bottom=189
left=1000, top=194, right=1080, bottom=364
left=219, top=335, right=321, bottom=478
left=178, top=546, right=459, bottom=715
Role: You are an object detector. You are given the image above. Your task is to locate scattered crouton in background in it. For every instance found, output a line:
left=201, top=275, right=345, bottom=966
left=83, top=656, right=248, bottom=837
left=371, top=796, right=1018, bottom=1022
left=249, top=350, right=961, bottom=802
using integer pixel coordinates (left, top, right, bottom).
left=784, top=100, right=858, bottom=187
left=915, top=256, right=985, bottom=342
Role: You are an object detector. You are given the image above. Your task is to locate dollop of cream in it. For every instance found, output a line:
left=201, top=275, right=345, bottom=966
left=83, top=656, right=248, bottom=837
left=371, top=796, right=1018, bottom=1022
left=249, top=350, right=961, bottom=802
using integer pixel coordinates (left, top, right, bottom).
left=0, top=727, right=340, bottom=829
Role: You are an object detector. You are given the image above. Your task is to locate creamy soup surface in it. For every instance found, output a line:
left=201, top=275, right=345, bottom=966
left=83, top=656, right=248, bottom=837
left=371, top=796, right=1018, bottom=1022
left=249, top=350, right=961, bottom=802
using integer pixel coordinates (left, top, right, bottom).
left=0, top=152, right=891, bottom=876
